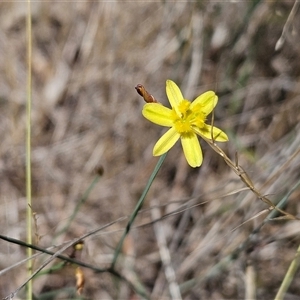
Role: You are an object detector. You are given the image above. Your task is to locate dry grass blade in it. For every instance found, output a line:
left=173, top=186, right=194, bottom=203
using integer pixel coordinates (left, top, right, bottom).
left=204, top=138, right=299, bottom=220
left=151, top=198, right=182, bottom=300
left=275, top=0, right=300, bottom=50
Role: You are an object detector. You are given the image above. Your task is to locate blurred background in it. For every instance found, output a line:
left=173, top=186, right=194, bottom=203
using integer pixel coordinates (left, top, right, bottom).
left=0, top=1, right=300, bottom=299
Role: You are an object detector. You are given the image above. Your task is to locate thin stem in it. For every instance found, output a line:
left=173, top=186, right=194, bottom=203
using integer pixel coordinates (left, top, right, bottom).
left=26, top=0, right=33, bottom=299
left=274, top=179, right=300, bottom=300
left=2, top=218, right=150, bottom=300
left=204, top=137, right=299, bottom=220
left=111, top=153, right=167, bottom=269
left=274, top=245, right=300, bottom=300
left=275, top=0, right=300, bottom=51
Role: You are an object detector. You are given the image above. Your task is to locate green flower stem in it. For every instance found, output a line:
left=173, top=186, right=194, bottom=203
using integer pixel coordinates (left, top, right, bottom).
left=111, top=153, right=167, bottom=269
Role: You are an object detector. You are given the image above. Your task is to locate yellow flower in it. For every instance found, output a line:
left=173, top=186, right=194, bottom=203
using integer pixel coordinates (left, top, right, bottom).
left=142, top=80, right=228, bottom=167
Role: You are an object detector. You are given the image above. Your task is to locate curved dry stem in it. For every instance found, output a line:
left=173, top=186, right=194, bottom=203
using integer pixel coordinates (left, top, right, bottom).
left=204, top=137, right=299, bottom=221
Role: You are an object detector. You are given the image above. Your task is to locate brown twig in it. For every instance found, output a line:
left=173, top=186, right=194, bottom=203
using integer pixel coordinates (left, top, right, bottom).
left=204, top=137, right=299, bottom=220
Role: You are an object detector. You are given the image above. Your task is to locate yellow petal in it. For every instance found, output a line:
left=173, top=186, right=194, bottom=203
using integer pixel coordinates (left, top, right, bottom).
left=194, top=124, right=228, bottom=142
left=191, top=91, right=218, bottom=116
left=142, top=103, right=173, bottom=127
left=181, top=132, right=203, bottom=167
left=166, top=80, right=183, bottom=115
left=153, top=127, right=180, bottom=156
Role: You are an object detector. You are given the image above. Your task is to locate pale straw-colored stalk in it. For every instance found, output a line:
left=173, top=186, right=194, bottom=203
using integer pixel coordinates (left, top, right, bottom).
left=26, top=0, right=33, bottom=299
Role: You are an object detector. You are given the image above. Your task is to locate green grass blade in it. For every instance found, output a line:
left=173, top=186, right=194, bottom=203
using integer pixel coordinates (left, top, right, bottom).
left=111, top=152, right=167, bottom=269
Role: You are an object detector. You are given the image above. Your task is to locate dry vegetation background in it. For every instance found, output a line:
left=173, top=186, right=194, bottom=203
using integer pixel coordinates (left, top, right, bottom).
left=0, top=1, right=300, bottom=299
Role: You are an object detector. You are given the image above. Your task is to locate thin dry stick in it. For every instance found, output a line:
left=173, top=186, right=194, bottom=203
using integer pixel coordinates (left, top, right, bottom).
left=151, top=198, right=182, bottom=300
left=258, top=147, right=300, bottom=192
left=275, top=0, right=300, bottom=51
left=26, top=0, right=33, bottom=299
left=204, top=138, right=298, bottom=221
left=245, top=261, right=257, bottom=300
left=275, top=244, right=300, bottom=300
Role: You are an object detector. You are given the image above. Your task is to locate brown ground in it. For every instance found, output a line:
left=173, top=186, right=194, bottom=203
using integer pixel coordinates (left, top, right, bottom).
left=0, top=1, right=300, bottom=299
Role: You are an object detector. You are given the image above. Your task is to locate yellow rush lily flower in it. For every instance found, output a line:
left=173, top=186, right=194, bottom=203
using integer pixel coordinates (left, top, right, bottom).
left=142, top=80, right=228, bottom=168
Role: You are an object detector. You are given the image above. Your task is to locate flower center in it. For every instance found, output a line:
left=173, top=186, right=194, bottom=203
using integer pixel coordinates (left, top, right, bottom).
left=172, top=100, right=206, bottom=134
